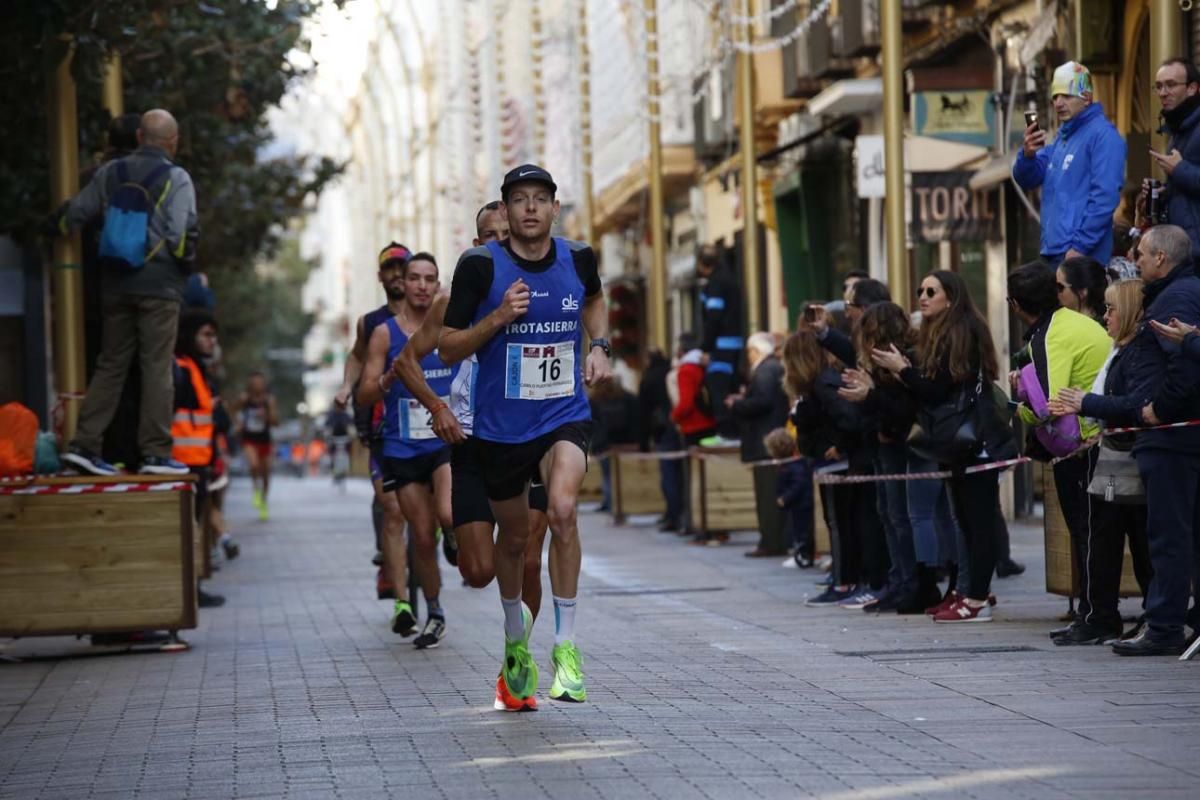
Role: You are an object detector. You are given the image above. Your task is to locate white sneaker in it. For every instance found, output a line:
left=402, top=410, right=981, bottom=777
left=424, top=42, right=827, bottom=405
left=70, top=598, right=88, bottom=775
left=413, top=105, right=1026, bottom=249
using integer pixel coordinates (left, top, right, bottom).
left=781, top=556, right=799, bottom=568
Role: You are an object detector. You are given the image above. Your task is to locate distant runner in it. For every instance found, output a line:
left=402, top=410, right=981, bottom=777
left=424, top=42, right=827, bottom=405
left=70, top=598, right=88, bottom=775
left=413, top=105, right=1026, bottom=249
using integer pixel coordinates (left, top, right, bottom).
left=235, top=371, right=278, bottom=521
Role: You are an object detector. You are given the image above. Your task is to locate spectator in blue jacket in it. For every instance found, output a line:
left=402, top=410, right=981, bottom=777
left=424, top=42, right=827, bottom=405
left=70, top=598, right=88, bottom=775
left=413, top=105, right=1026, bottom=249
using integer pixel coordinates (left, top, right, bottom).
left=1013, top=61, right=1127, bottom=264
left=1111, top=225, right=1200, bottom=656
left=1143, top=58, right=1200, bottom=256
left=1150, top=317, right=1200, bottom=360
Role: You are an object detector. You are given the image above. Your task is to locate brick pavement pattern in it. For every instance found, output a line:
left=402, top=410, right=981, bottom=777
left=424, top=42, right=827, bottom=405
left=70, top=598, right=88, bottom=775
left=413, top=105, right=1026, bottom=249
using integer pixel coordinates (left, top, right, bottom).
left=2, top=477, right=1198, bottom=799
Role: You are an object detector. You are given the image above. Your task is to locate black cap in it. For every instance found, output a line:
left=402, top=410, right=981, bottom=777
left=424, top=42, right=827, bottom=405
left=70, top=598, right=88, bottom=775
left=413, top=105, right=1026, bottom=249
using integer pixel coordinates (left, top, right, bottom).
left=501, top=164, right=557, bottom=196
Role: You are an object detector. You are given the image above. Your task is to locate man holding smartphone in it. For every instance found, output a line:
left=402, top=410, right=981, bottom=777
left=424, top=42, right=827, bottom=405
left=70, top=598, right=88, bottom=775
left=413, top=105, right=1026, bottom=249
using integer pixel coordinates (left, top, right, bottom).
left=1013, top=61, right=1126, bottom=265
left=1140, top=57, right=1200, bottom=256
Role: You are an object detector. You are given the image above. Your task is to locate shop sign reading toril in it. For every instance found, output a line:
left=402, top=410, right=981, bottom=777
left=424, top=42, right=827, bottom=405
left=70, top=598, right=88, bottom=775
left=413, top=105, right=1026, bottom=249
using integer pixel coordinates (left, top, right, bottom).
left=910, top=171, right=1000, bottom=243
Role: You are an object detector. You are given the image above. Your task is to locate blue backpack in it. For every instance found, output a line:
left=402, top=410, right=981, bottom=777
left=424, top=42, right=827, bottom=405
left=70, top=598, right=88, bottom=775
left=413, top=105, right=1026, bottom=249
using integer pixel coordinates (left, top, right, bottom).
left=98, top=159, right=173, bottom=270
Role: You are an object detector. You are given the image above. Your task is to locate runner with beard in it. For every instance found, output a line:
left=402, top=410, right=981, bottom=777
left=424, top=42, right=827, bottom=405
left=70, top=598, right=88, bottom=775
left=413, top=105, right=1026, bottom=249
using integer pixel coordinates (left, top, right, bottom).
left=335, top=243, right=414, bottom=602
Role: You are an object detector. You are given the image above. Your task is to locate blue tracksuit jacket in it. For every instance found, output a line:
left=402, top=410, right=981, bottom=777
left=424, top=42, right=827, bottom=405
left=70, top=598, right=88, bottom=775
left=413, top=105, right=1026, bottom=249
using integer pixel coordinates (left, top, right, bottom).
left=1012, top=102, right=1126, bottom=262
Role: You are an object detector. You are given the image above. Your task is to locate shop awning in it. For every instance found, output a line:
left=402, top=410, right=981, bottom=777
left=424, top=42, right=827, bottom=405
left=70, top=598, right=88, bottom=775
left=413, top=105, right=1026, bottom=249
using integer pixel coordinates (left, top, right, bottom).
left=807, top=79, right=883, bottom=118
left=968, top=153, right=1017, bottom=191
left=904, top=135, right=990, bottom=172
left=593, top=146, right=697, bottom=236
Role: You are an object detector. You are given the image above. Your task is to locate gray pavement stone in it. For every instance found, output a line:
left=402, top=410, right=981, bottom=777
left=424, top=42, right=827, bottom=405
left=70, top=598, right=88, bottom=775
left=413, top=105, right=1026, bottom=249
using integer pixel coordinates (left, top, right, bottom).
left=1, top=476, right=1197, bottom=798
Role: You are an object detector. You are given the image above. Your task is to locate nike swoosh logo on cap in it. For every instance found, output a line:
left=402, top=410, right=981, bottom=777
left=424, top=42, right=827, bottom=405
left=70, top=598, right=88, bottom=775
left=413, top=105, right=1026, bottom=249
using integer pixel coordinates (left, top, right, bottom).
left=518, top=170, right=539, bottom=177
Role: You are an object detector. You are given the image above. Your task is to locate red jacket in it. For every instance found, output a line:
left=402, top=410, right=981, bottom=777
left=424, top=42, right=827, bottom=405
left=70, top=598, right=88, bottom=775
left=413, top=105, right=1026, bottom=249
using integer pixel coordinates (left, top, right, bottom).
left=671, top=361, right=717, bottom=436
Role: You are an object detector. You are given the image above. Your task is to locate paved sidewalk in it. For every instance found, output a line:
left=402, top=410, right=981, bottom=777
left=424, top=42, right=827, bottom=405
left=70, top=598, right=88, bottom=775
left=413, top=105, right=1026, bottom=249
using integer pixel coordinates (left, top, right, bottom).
left=1, top=476, right=1197, bottom=799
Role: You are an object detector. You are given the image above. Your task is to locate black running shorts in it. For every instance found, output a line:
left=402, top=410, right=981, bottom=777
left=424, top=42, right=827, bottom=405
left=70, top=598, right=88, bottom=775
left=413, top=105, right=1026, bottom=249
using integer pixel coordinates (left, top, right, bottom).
left=380, top=448, right=451, bottom=493
left=450, top=439, right=492, bottom=528
left=529, top=482, right=548, bottom=515
left=475, top=421, right=592, bottom=501
left=451, top=438, right=551, bottom=527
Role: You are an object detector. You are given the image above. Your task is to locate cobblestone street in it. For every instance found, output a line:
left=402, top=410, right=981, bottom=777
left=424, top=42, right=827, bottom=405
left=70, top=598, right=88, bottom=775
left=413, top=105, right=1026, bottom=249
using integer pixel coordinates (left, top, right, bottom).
left=2, top=476, right=1197, bottom=799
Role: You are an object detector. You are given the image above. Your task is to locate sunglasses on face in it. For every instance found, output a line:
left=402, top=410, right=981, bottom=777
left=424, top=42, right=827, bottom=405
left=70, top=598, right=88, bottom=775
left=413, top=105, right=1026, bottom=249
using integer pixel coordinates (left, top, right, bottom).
left=917, top=286, right=938, bottom=299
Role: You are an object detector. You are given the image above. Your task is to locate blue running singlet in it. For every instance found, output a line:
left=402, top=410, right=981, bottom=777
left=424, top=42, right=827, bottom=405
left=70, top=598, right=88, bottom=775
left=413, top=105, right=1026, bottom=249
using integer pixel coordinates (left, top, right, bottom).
left=381, top=317, right=458, bottom=459
left=471, top=239, right=592, bottom=443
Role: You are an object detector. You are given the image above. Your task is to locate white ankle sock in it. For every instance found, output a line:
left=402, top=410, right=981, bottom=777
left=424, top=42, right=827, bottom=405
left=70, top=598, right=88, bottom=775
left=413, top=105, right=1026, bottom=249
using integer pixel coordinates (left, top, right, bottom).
left=501, top=596, right=525, bottom=641
left=553, top=595, right=577, bottom=645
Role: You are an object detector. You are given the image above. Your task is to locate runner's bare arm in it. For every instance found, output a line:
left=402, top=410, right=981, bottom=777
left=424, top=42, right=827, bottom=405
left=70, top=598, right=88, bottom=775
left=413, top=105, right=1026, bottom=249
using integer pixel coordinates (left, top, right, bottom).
left=267, top=396, right=280, bottom=426
left=356, top=324, right=392, bottom=407
left=393, top=296, right=464, bottom=444
left=232, top=392, right=246, bottom=436
left=438, top=279, right=529, bottom=364
left=582, top=290, right=613, bottom=385
left=335, top=315, right=367, bottom=408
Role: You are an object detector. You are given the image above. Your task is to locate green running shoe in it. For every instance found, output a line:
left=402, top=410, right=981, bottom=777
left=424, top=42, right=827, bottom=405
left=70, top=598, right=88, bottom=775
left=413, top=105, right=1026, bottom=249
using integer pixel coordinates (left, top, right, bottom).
left=502, top=604, right=537, bottom=701
left=549, top=641, right=586, bottom=703
left=391, top=600, right=417, bottom=636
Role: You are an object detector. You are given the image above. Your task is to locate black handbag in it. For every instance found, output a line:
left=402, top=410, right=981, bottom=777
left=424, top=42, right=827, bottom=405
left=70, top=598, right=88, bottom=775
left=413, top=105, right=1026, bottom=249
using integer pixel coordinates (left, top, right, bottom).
left=908, top=377, right=984, bottom=464
left=908, top=376, right=1016, bottom=466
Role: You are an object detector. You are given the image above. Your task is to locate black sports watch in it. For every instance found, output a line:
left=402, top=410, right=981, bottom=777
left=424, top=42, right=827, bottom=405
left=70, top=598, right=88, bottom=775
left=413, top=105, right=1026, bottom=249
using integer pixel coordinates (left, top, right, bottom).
left=590, top=338, right=611, bottom=357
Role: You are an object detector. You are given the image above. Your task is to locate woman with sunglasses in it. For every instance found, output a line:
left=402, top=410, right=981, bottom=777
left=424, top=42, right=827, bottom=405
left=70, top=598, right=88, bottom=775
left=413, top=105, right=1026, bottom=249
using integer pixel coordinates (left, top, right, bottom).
left=870, top=272, right=1014, bottom=622
left=1048, top=279, right=1154, bottom=644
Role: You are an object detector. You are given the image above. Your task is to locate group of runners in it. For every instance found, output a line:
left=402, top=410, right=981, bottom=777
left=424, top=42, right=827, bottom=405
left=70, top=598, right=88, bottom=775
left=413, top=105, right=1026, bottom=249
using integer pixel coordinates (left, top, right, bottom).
left=333, top=165, right=612, bottom=710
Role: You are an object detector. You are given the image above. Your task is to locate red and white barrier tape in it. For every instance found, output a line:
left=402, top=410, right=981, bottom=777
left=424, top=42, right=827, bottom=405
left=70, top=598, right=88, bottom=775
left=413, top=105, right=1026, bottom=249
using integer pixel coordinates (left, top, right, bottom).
left=695, top=451, right=806, bottom=467
left=814, top=457, right=1030, bottom=485
left=600, top=450, right=690, bottom=462
left=1103, top=418, right=1200, bottom=434
left=0, top=481, right=191, bottom=496
left=1047, top=419, right=1200, bottom=465
left=594, top=449, right=801, bottom=467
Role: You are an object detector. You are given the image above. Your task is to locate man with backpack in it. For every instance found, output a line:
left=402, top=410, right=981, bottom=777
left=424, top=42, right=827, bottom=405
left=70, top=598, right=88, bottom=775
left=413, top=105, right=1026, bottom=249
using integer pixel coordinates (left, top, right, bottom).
left=53, top=109, right=199, bottom=476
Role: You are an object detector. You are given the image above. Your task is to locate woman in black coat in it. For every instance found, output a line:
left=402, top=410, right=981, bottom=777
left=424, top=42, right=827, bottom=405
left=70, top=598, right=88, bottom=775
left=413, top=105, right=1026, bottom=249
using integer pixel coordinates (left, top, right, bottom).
left=871, top=271, right=1015, bottom=623
left=784, top=324, right=886, bottom=605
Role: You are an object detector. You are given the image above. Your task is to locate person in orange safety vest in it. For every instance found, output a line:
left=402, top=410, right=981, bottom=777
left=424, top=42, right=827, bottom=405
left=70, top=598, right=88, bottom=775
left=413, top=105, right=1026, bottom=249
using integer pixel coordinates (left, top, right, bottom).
left=172, top=308, right=226, bottom=608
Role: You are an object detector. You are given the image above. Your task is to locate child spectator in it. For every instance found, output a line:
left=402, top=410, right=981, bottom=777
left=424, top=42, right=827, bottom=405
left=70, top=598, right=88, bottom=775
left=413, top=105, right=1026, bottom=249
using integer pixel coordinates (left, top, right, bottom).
left=764, top=428, right=814, bottom=568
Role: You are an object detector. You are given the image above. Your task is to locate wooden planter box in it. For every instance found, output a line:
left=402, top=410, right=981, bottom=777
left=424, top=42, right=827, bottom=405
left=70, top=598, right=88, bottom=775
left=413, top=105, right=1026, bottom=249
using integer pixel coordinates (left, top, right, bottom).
left=689, top=447, right=758, bottom=534
left=1043, top=469, right=1141, bottom=598
left=580, top=457, right=603, bottom=503
left=612, top=448, right=666, bottom=521
left=0, top=476, right=198, bottom=637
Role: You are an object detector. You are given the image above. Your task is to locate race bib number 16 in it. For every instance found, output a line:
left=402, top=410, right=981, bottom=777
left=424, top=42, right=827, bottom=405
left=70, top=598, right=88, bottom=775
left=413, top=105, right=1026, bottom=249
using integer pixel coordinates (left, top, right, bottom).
left=505, top=341, right=575, bottom=400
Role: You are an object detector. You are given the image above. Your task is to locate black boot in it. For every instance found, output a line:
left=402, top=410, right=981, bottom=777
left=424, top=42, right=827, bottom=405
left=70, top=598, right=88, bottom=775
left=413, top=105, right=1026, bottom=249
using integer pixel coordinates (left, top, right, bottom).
left=899, top=564, right=942, bottom=615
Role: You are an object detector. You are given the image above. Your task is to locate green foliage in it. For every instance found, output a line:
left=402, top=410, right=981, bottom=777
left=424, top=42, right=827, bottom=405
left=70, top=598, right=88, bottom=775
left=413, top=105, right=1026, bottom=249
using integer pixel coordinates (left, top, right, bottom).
left=215, top=234, right=314, bottom=419
left=0, top=0, right=347, bottom=419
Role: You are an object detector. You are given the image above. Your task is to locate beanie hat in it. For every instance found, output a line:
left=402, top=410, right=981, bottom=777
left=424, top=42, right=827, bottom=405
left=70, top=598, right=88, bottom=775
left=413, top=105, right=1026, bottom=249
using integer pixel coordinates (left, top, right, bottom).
left=1050, top=61, right=1093, bottom=99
